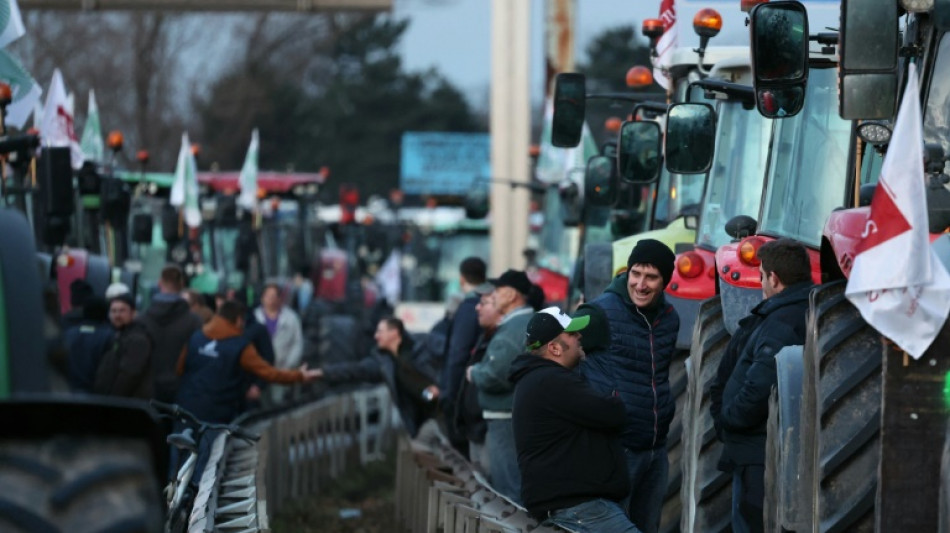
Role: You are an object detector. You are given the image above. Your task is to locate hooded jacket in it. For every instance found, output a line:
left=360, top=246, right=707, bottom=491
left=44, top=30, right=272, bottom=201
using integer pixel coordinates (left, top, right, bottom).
left=140, top=295, right=203, bottom=402
left=469, top=305, right=533, bottom=413
left=576, top=273, right=680, bottom=451
left=509, top=353, right=629, bottom=520
left=175, top=315, right=304, bottom=423
left=712, top=280, right=813, bottom=469
left=92, top=321, right=152, bottom=399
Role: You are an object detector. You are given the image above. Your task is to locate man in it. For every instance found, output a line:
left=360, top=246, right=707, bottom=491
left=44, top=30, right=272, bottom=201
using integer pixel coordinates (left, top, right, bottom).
left=440, top=256, right=487, bottom=453
left=315, top=317, right=440, bottom=437
left=255, top=283, right=304, bottom=404
left=510, top=307, right=640, bottom=533
left=711, top=239, right=813, bottom=533
left=63, top=296, right=113, bottom=393
left=93, top=294, right=152, bottom=399
left=466, top=269, right=534, bottom=503
left=576, top=238, right=679, bottom=533
left=454, top=282, right=499, bottom=473
left=141, top=265, right=203, bottom=402
left=174, top=300, right=319, bottom=496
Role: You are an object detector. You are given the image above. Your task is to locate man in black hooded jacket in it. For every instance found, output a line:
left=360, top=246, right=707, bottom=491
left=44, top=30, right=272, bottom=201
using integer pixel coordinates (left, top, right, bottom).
left=710, top=238, right=814, bottom=533
left=511, top=306, right=640, bottom=533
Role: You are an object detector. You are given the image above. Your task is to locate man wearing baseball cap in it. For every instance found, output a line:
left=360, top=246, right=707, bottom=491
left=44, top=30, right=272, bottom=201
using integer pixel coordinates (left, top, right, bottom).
left=576, top=238, right=680, bottom=532
left=510, top=306, right=641, bottom=532
left=466, top=269, right=534, bottom=503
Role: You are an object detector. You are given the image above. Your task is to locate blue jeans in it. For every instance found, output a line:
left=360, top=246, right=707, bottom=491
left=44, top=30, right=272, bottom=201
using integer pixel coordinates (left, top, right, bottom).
left=486, top=418, right=521, bottom=504
left=731, top=464, right=764, bottom=533
left=623, top=447, right=668, bottom=533
left=545, top=499, right=643, bottom=533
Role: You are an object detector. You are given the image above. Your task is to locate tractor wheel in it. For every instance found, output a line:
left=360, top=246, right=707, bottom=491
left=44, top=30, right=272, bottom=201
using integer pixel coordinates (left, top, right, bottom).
left=0, top=436, right=162, bottom=533
left=764, top=346, right=805, bottom=533
left=681, top=296, right=732, bottom=533
left=582, top=243, right=614, bottom=303
left=659, top=348, right=689, bottom=533
left=801, top=280, right=881, bottom=533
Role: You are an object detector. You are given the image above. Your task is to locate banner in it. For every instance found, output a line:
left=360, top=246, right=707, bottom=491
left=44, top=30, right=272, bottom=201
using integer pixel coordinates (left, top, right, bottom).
left=40, top=69, right=83, bottom=169
left=845, top=64, right=950, bottom=358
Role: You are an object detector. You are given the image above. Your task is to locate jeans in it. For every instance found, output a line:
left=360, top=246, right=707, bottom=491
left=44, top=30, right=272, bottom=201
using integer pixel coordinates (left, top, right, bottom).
left=486, top=418, right=521, bottom=504
left=545, top=499, right=642, bottom=533
left=732, top=464, right=765, bottom=533
left=623, top=447, right=669, bottom=533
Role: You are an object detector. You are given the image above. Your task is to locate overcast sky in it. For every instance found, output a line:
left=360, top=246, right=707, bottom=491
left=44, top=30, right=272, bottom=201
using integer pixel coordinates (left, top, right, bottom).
left=393, top=0, right=840, bottom=107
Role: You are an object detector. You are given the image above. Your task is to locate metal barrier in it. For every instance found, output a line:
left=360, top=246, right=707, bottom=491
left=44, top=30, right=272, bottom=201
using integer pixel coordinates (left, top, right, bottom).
left=394, top=428, right=567, bottom=533
left=191, top=384, right=395, bottom=532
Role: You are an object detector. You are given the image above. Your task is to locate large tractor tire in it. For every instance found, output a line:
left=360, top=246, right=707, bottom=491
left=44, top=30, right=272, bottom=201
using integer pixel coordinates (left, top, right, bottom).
left=801, top=281, right=881, bottom=533
left=659, top=348, right=689, bottom=533
left=764, top=346, right=805, bottom=533
left=583, top=242, right=614, bottom=303
left=681, top=296, right=732, bottom=533
left=0, top=436, right=162, bottom=533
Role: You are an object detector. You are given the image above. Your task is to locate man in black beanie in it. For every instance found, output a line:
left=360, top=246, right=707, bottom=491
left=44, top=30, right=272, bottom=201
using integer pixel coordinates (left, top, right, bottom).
left=574, top=238, right=680, bottom=533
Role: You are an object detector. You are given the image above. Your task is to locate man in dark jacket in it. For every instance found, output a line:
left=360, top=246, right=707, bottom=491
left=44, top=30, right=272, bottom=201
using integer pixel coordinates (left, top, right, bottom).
left=63, top=296, right=113, bottom=393
left=140, top=265, right=203, bottom=402
left=93, top=294, right=152, bottom=399
left=439, top=257, right=486, bottom=454
left=511, top=306, right=641, bottom=533
left=316, top=317, right=439, bottom=437
left=710, top=238, right=813, bottom=533
left=576, top=238, right=679, bottom=533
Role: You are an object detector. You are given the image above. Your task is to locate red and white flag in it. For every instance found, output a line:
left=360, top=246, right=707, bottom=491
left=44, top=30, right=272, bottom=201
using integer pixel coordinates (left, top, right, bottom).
left=654, top=0, right=678, bottom=90
left=39, top=69, right=83, bottom=170
left=845, top=63, right=950, bottom=359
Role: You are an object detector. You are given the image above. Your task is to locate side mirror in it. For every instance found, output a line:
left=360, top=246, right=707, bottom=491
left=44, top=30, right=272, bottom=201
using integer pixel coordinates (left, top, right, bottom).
left=749, top=1, right=809, bottom=118
left=839, top=0, right=898, bottom=119
left=937, top=0, right=950, bottom=32
left=618, top=121, right=661, bottom=183
left=584, top=155, right=617, bottom=207
left=552, top=73, right=586, bottom=147
left=665, top=103, right=716, bottom=174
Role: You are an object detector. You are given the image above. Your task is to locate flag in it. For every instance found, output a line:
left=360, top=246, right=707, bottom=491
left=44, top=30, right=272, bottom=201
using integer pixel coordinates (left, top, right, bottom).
left=79, top=90, right=103, bottom=162
left=0, top=49, right=39, bottom=129
left=376, top=250, right=402, bottom=305
left=170, top=133, right=201, bottom=228
left=654, top=0, right=678, bottom=90
left=535, top=97, right=598, bottom=185
left=845, top=63, right=950, bottom=359
left=0, top=0, right=26, bottom=48
left=40, top=69, right=83, bottom=169
left=237, top=128, right=259, bottom=210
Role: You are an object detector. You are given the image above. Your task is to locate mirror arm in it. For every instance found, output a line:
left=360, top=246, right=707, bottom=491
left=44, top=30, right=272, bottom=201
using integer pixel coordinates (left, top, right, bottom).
left=693, top=35, right=713, bottom=76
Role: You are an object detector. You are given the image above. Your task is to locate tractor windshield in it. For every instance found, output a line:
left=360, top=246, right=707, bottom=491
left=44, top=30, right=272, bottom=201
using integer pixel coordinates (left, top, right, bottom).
left=654, top=170, right=705, bottom=227
left=697, top=100, right=771, bottom=250
left=924, top=33, right=950, bottom=169
left=758, top=66, right=851, bottom=247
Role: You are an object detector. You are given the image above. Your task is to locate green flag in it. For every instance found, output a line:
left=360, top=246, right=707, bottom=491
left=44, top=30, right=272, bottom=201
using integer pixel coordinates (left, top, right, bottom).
left=238, top=128, right=259, bottom=209
left=80, top=90, right=103, bottom=162
left=0, top=0, right=25, bottom=48
left=171, top=132, right=201, bottom=228
left=0, top=48, right=39, bottom=129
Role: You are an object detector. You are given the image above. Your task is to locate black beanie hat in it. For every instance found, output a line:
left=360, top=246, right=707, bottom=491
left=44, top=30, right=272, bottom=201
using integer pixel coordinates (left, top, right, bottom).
left=627, top=239, right=676, bottom=287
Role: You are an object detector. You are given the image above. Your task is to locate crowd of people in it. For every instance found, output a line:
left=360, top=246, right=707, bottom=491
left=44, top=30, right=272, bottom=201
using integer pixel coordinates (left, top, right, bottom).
left=57, top=235, right=812, bottom=533
left=368, top=238, right=813, bottom=533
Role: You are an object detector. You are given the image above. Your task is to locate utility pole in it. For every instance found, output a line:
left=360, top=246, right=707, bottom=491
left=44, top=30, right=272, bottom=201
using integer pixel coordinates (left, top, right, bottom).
left=489, top=0, right=530, bottom=275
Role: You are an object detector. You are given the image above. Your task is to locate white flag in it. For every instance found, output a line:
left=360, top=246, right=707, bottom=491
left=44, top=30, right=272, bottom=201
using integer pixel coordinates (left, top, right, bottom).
left=0, top=49, right=40, bottom=129
left=376, top=250, right=402, bottom=305
left=79, top=90, right=103, bottom=162
left=845, top=63, right=950, bottom=359
left=238, top=128, right=259, bottom=209
left=0, top=0, right=26, bottom=48
left=39, top=69, right=83, bottom=169
left=654, top=0, right=677, bottom=90
left=170, top=133, right=201, bottom=228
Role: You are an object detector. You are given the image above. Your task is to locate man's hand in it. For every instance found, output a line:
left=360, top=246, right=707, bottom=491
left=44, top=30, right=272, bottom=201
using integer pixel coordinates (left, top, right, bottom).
left=246, top=384, right=261, bottom=401
left=300, top=363, right=324, bottom=382
left=422, top=385, right=440, bottom=402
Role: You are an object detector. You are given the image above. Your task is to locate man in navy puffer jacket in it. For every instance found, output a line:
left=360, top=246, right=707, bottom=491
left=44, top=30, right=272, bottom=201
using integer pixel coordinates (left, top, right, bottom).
left=576, top=239, right=679, bottom=533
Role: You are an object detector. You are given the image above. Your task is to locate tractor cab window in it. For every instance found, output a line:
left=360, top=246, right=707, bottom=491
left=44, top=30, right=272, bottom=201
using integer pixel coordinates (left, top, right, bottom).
left=698, top=100, right=771, bottom=250
left=759, top=66, right=851, bottom=247
left=924, top=32, right=950, bottom=174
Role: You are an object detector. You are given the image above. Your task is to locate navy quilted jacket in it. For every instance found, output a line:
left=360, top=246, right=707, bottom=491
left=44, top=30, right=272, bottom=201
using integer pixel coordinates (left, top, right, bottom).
left=577, top=274, right=680, bottom=451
